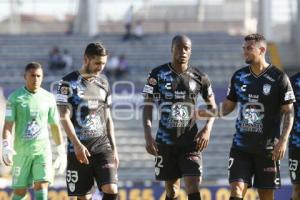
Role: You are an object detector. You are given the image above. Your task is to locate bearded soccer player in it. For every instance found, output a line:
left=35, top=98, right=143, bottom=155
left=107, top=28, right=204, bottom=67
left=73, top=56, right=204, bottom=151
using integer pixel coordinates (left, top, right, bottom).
left=220, top=33, right=295, bottom=200
left=289, top=72, right=300, bottom=200
left=2, top=62, right=66, bottom=200
left=56, top=42, right=118, bottom=200
left=142, top=35, right=216, bottom=200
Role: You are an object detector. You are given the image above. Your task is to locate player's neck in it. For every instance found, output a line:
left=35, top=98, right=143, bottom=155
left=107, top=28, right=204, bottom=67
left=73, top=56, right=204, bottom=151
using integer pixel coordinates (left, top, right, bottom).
left=79, top=68, right=98, bottom=81
left=171, top=62, right=189, bottom=73
left=24, top=86, right=39, bottom=93
left=250, top=60, right=269, bottom=76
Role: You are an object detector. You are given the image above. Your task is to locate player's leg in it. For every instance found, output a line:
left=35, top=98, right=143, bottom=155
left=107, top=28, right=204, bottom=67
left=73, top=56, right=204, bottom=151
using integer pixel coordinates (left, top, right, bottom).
left=33, top=181, right=49, bottom=200
left=165, top=179, right=180, bottom=200
left=289, top=150, right=300, bottom=200
left=12, top=155, right=32, bottom=200
left=66, top=153, right=94, bottom=199
left=154, top=145, right=181, bottom=199
left=254, top=153, right=280, bottom=200
left=32, top=153, right=52, bottom=200
left=93, top=150, right=118, bottom=200
left=257, top=189, right=274, bottom=200
left=228, top=148, right=253, bottom=199
left=292, top=184, right=300, bottom=200
left=179, top=145, right=202, bottom=200
left=12, top=189, right=27, bottom=200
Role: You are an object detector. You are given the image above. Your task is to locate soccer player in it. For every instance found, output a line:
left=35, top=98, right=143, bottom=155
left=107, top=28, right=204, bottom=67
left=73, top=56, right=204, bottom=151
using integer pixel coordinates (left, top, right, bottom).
left=2, top=62, right=66, bottom=200
left=220, top=33, right=295, bottom=200
left=142, top=35, right=216, bottom=200
left=289, top=72, right=300, bottom=200
left=56, top=42, right=118, bottom=200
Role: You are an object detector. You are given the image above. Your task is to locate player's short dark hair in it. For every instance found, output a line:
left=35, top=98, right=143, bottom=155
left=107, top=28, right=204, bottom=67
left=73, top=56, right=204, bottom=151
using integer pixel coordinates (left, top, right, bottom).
left=25, top=62, right=42, bottom=72
left=244, top=33, right=266, bottom=43
left=84, top=42, right=108, bottom=58
left=171, top=35, right=191, bottom=49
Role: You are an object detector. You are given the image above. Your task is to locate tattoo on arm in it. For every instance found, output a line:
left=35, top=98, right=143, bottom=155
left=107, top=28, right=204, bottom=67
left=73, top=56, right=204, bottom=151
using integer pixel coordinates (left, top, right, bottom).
left=280, top=105, right=294, bottom=141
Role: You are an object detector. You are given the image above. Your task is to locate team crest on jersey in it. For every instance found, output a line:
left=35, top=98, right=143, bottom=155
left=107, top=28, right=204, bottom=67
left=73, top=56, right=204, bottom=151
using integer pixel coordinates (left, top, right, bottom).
left=189, top=80, right=197, bottom=91
left=262, top=84, right=271, bottom=95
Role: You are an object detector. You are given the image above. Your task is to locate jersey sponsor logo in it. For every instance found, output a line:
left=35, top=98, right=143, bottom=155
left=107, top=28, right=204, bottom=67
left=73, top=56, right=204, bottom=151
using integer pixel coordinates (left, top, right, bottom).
left=189, top=80, right=197, bottom=91
left=143, top=85, right=154, bottom=94
left=59, top=86, right=69, bottom=95
left=147, top=77, right=157, bottom=86
left=168, top=104, right=190, bottom=128
left=87, top=100, right=99, bottom=109
left=262, top=84, right=271, bottom=95
left=263, top=167, right=277, bottom=173
left=24, top=119, right=41, bottom=140
left=165, top=82, right=171, bottom=90
left=174, top=91, right=186, bottom=99
left=241, top=84, right=247, bottom=92
left=284, top=91, right=295, bottom=101
left=263, top=74, right=275, bottom=82
left=248, top=94, right=259, bottom=102
left=56, top=94, right=68, bottom=103
left=241, top=106, right=264, bottom=133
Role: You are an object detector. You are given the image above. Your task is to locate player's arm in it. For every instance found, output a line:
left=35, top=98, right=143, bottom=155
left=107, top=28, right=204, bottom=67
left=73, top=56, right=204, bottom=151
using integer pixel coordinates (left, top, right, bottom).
left=58, top=105, right=90, bottom=164
left=106, top=108, right=119, bottom=168
left=272, top=103, right=294, bottom=160
left=143, top=96, right=158, bottom=156
left=2, top=121, right=16, bottom=166
left=220, top=99, right=237, bottom=117
left=194, top=94, right=217, bottom=152
left=272, top=73, right=295, bottom=160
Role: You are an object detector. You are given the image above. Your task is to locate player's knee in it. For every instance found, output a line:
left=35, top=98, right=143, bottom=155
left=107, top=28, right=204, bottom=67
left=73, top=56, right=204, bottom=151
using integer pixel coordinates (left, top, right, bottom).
left=13, top=189, right=27, bottom=197
left=12, top=189, right=27, bottom=200
left=293, top=184, right=300, bottom=199
left=77, top=195, right=92, bottom=200
left=230, top=183, right=244, bottom=197
left=101, top=183, right=118, bottom=194
left=33, top=181, right=48, bottom=190
left=165, top=185, right=180, bottom=198
left=184, top=176, right=201, bottom=194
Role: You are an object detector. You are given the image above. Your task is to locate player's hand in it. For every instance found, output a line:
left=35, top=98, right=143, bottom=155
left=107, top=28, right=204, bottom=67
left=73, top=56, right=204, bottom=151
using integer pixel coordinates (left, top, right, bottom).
left=53, top=144, right=67, bottom=174
left=271, top=139, right=287, bottom=161
left=74, top=143, right=91, bottom=165
left=2, top=139, right=16, bottom=166
left=113, top=150, right=119, bottom=168
left=194, top=126, right=212, bottom=152
left=145, top=135, right=158, bottom=156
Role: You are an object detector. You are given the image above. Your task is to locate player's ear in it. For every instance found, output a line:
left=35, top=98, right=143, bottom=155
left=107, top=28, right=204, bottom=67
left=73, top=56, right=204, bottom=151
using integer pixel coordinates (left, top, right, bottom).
left=83, top=55, right=89, bottom=65
left=259, top=46, right=266, bottom=55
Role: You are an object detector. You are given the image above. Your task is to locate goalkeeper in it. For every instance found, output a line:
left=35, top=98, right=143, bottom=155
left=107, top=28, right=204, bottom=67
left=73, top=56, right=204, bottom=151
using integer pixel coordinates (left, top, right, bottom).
left=2, top=62, right=67, bottom=200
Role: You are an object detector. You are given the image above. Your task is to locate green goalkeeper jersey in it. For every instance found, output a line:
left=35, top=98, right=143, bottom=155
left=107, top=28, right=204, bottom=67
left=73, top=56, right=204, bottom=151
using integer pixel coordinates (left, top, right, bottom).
left=5, top=87, right=59, bottom=155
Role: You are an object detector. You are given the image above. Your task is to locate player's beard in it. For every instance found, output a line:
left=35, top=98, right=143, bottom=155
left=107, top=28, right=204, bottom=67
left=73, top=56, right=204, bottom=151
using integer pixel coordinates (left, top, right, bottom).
left=85, top=63, right=100, bottom=76
left=245, top=59, right=253, bottom=64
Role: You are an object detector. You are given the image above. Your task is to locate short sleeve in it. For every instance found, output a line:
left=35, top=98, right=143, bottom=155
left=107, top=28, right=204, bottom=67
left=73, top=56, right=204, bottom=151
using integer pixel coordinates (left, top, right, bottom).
left=226, top=74, right=238, bottom=102
left=279, top=73, right=295, bottom=105
left=106, top=84, right=112, bottom=107
left=142, top=70, right=159, bottom=98
left=56, top=80, right=71, bottom=105
left=200, top=74, right=214, bottom=101
left=48, top=95, right=60, bottom=125
left=5, top=95, right=16, bottom=122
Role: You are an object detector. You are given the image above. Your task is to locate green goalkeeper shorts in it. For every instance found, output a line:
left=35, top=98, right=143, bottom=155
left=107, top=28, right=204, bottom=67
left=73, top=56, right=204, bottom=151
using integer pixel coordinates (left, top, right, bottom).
left=12, top=152, right=53, bottom=188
